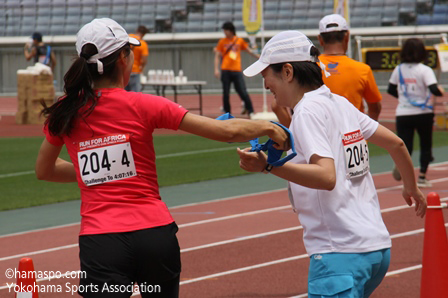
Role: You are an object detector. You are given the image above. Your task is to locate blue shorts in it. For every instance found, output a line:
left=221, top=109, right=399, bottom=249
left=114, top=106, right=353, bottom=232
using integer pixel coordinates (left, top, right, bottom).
left=308, top=248, right=391, bottom=298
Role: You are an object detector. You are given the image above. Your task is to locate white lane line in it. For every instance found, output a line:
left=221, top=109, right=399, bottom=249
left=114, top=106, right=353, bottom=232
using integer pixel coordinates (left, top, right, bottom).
left=0, top=222, right=80, bottom=240
left=385, top=264, right=422, bottom=276
left=0, top=147, right=239, bottom=179
left=178, top=205, right=291, bottom=228
left=0, top=170, right=35, bottom=179
left=180, top=224, right=447, bottom=287
left=0, top=244, right=79, bottom=262
left=2, top=197, right=447, bottom=264
left=169, top=188, right=286, bottom=210
left=156, top=147, right=238, bottom=159
left=181, top=226, right=302, bottom=253
left=179, top=255, right=310, bottom=285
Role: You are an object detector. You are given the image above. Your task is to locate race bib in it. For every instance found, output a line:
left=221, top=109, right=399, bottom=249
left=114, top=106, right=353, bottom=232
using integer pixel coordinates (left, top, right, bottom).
left=77, top=133, right=137, bottom=186
left=342, top=130, right=370, bottom=179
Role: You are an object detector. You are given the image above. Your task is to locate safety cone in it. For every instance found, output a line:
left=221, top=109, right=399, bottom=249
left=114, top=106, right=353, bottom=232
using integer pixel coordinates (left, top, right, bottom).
left=420, top=192, right=448, bottom=298
left=15, top=257, right=39, bottom=298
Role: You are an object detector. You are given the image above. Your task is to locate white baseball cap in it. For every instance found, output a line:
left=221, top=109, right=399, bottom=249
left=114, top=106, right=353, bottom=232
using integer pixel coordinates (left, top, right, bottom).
left=319, top=14, right=349, bottom=33
left=76, top=18, right=140, bottom=74
left=243, top=31, right=315, bottom=77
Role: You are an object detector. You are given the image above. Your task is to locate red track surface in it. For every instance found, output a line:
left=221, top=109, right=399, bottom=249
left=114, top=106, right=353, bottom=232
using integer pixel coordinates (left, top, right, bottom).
left=0, top=164, right=447, bottom=298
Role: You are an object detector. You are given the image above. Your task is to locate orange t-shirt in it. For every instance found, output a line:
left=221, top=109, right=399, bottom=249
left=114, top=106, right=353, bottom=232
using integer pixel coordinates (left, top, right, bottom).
left=216, top=36, right=249, bottom=72
left=319, top=55, right=382, bottom=112
left=130, top=34, right=149, bottom=74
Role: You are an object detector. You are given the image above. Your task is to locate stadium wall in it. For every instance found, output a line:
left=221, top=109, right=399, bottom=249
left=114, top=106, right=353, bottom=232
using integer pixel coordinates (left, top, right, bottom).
left=1, top=25, right=448, bottom=95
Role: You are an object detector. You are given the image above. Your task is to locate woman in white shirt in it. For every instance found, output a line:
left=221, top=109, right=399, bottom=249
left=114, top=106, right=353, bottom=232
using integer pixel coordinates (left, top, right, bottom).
left=238, top=30, right=426, bottom=298
left=388, top=38, right=444, bottom=187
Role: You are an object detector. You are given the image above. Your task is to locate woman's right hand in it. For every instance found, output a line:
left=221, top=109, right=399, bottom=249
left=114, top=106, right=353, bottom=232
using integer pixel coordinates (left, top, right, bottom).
left=214, top=70, right=220, bottom=79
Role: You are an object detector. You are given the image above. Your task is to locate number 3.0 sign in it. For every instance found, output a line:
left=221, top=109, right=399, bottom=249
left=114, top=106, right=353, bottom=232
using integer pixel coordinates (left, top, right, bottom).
left=77, top=133, right=137, bottom=186
left=362, top=47, right=438, bottom=71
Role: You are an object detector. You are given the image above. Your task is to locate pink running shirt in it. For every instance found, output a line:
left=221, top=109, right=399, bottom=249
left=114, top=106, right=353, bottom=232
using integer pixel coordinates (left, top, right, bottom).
left=44, top=89, right=188, bottom=235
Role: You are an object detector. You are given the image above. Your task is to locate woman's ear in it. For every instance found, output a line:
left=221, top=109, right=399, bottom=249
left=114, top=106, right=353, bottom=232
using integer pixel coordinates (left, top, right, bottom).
left=282, top=63, right=294, bottom=82
left=118, top=50, right=129, bottom=66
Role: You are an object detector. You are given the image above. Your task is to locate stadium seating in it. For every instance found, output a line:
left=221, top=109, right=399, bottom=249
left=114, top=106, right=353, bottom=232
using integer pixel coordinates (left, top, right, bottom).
left=1, top=0, right=448, bottom=37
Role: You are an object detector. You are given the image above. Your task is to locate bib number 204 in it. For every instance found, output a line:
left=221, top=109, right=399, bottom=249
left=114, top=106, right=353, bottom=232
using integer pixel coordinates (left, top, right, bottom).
left=346, top=142, right=369, bottom=168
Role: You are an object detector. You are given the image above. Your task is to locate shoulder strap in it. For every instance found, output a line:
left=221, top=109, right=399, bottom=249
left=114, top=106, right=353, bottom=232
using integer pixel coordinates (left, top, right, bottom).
left=43, top=45, right=51, bottom=65
left=222, top=37, right=239, bottom=58
left=398, top=64, right=432, bottom=110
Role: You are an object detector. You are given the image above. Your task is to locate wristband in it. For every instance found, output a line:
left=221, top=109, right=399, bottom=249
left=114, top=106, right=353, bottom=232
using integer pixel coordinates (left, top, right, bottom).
left=262, top=163, right=274, bottom=174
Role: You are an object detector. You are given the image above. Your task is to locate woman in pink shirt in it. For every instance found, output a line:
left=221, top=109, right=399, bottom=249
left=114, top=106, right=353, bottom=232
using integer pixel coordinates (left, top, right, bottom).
left=35, top=18, right=287, bottom=298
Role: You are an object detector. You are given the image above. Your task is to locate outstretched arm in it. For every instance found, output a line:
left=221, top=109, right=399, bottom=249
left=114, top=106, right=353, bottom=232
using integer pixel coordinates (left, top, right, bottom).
left=368, top=125, right=426, bottom=217
left=178, top=112, right=289, bottom=150
left=244, top=47, right=260, bottom=59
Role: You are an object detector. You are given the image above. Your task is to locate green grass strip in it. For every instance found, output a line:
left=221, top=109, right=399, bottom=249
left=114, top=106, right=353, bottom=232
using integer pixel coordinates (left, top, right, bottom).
left=0, top=131, right=446, bottom=211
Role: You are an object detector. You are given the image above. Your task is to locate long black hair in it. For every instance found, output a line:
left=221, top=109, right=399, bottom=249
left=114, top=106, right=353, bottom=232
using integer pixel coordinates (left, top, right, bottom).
left=41, top=43, right=131, bottom=137
left=269, top=46, right=324, bottom=90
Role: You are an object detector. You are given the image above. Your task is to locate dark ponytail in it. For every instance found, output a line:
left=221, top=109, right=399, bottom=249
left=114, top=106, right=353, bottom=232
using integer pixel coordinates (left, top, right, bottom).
left=42, top=43, right=131, bottom=136
left=269, top=45, right=324, bottom=90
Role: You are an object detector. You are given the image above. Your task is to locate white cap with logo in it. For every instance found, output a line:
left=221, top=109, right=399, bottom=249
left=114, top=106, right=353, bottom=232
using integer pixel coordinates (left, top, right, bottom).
left=76, top=18, right=140, bottom=74
left=243, top=30, right=316, bottom=77
left=319, top=14, right=349, bottom=33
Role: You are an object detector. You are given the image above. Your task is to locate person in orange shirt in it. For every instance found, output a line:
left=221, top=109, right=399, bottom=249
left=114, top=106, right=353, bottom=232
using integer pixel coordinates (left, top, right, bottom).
left=125, top=25, right=149, bottom=92
left=318, top=14, right=382, bottom=121
left=214, top=21, right=259, bottom=117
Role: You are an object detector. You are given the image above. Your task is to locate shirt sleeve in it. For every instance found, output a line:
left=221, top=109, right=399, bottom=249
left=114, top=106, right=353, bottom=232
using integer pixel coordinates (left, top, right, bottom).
left=216, top=39, right=224, bottom=54
left=139, top=94, right=188, bottom=131
left=240, top=38, right=249, bottom=51
left=363, top=67, right=382, bottom=104
left=43, top=124, right=64, bottom=146
left=293, top=109, right=334, bottom=163
left=421, top=64, right=438, bottom=87
left=389, top=66, right=399, bottom=85
left=141, top=41, right=149, bottom=57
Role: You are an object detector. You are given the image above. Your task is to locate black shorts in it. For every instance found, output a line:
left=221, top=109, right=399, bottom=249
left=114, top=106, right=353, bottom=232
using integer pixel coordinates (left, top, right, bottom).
left=78, top=222, right=181, bottom=298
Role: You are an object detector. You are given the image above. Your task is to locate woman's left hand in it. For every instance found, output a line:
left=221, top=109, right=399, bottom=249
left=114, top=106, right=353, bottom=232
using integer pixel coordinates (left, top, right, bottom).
left=402, top=186, right=427, bottom=218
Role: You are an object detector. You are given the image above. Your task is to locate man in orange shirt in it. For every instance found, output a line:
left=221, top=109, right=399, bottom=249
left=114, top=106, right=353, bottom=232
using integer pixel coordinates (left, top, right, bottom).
left=318, top=14, right=382, bottom=120
left=214, top=21, right=259, bottom=117
left=125, top=25, right=149, bottom=92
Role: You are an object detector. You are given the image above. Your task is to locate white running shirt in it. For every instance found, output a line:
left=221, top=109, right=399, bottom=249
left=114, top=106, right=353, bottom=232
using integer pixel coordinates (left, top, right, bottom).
left=288, top=85, right=391, bottom=256
left=389, top=63, right=438, bottom=116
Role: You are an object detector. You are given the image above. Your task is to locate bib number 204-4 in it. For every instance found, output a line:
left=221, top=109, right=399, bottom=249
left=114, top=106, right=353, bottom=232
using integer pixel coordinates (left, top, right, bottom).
left=77, top=134, right=137, bottom=186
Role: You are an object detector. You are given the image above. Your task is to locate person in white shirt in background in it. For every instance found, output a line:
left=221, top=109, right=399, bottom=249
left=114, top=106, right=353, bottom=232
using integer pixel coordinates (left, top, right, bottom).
left=238, top=30, right=426, bottom=298
left=387, top=38, right=444, bottom=188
